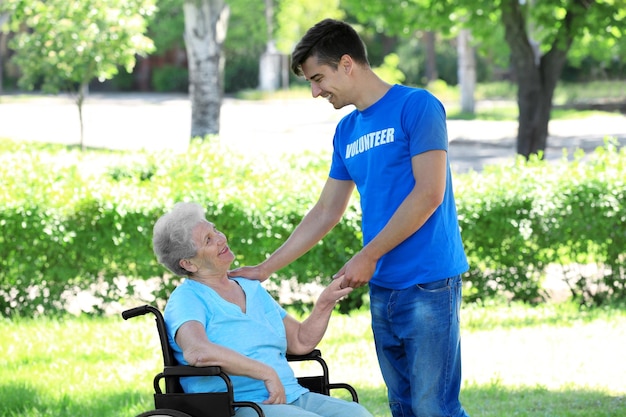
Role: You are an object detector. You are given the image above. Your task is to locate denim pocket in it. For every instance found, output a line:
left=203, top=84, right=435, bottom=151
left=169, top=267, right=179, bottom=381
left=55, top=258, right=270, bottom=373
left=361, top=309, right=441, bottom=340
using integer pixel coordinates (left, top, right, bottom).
left=416, top=277, right=450, bottom=292
left=388, top=401, right=405, bottom=417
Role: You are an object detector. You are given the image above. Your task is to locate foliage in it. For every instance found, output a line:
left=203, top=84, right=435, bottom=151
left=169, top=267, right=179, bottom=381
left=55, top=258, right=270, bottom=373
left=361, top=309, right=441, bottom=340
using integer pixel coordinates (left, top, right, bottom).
left=372, top=53, right=406, bottom=85
left=146, top=0, right=184, bottom=53
left=0, top=138, right=361, bottom=317
left=151, top=64, right=188, bottom=92
left=274, top=0, right=344, bottom=54
left=456, top=138, right=626, bottom=305
left=393, top=33, right=472, bottom=87
left=341, top=0, right=626, bottom=157
left=222, top=0, right=268, bottom=92
left=142, top=0, right=270, bottom=93
left=5, top=0, right=155, bottom=148
left=341, top=0, right=626, bottom=73
left=7, top=0, right=155, bottom=92
left=1, top=136, right=625, bottom=316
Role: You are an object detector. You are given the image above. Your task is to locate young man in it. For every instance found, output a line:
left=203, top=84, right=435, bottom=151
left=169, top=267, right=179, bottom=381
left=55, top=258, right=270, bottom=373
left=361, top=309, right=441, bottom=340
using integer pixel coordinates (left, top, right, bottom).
left=230, top=19, right=470, bottom=417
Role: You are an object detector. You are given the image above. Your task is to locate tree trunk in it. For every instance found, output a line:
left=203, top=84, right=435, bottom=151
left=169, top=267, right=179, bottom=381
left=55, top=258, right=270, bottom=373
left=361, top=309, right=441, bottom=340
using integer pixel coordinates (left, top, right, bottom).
left=501, top=0, right=585, bottom=158
left=457, top=29, right=476, bottom=114
left=258, top=0, right=280, bottom=91
left=0, top=32, right=4, bottom=95
left=423, top=31, right=438, bottom=83
left=77, top=85, right=86, bottom=151
left=0, top=12, right=10, bottom=95
left=183, top=0, right=230, bottom=138
left=259, top=42, right=281, bottom=91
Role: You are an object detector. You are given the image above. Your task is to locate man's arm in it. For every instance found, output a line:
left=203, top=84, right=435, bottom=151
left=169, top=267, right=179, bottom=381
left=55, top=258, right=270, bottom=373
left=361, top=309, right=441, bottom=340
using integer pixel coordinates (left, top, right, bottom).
left=337, top=150, right=447, bottom=288
left=228, top=178, right=355, bottom=281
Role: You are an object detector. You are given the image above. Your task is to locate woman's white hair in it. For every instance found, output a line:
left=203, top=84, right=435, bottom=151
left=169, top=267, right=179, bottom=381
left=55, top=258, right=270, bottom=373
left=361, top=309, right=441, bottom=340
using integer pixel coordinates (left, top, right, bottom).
left=152, top=202, right=206, bottom=276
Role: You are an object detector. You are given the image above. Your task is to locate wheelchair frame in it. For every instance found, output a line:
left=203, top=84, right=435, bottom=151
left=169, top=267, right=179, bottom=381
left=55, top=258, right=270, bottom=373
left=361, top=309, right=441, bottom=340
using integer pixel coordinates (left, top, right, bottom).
left=122, top=304, right=358, bottom=417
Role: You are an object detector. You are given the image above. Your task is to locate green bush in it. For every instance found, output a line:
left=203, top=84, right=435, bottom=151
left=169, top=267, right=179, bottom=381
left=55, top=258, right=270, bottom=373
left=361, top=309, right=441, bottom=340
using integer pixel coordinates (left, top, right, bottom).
left=0, top=137, right=624, bottom=317
left=456, top=139, right=626, bottom=305
left=151, top=65, right=189, bottom=92
left=0, top=139, right=361, bottom=316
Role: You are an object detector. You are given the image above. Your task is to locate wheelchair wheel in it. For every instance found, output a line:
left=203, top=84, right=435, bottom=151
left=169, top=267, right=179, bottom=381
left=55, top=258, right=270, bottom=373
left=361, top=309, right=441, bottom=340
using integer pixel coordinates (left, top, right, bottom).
left=136, top=409, right=194, bottom=417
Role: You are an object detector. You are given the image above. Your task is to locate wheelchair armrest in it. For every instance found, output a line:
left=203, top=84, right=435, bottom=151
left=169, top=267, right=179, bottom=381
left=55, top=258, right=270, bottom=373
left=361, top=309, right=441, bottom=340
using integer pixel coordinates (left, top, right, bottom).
left=155, top=365, right=233, bottom=395
left=122, top=304, right=158, bottom=320
left=162, top=365, right=223, bottom=378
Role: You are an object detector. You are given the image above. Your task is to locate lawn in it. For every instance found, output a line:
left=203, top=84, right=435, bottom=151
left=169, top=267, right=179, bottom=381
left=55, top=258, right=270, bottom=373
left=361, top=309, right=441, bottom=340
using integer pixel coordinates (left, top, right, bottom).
left=1, top=302, right=624, bottom=417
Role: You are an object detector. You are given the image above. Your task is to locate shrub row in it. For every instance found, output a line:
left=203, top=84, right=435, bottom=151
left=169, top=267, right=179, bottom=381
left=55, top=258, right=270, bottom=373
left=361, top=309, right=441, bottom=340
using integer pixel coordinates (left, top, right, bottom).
left=0, top=137, right=624, bottom=316
left=456, top=140, right=626, bottom=305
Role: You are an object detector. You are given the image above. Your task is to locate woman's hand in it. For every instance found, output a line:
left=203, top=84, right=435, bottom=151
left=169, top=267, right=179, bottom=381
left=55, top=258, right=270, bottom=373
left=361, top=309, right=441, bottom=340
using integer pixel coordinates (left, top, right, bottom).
left=319, top=275, right=354, bottom=306
left=262, top=370, right=286, bottom=404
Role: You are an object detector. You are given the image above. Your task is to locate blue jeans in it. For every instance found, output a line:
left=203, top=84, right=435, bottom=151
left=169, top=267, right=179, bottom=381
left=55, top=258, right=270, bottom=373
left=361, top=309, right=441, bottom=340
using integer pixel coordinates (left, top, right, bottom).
left=235, top=392, right=373, bottom=417
left=370, top=275, right=470, bottom=417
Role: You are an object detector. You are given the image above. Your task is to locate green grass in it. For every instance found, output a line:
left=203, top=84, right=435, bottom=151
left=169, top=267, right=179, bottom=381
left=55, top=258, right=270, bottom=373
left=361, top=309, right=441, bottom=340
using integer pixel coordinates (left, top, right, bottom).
left=1, top=302, right=625, bottom=417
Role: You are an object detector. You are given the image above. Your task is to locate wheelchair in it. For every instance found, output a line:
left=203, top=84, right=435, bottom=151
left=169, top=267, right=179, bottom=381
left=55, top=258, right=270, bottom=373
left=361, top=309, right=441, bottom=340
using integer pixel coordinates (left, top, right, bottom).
left=122, top=305, right=359, bottom=417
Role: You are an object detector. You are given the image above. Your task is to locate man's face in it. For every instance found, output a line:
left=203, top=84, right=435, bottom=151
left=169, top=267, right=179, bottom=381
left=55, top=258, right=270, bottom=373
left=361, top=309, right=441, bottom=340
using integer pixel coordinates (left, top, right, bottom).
left=301, top=55, right=352, bottom=109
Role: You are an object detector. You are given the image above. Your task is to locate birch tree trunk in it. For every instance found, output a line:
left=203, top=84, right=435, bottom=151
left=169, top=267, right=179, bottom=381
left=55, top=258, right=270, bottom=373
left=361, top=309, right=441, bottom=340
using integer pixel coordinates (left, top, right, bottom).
left=457, top=29, right=476, bottom=114
left=258, top=0, right=281, bottom=91
left=183, top=0, right=230, bottom=138
left=423, top=31, right=438, bottom=83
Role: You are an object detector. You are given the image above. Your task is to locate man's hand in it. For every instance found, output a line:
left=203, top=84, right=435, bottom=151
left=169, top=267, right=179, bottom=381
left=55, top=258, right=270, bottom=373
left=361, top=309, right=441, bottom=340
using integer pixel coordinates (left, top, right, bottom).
left=334, top=250, right=377, bottom=289
left=228, top=265, right=270, bottom=282
left=262, top=370, right=286, bottom=404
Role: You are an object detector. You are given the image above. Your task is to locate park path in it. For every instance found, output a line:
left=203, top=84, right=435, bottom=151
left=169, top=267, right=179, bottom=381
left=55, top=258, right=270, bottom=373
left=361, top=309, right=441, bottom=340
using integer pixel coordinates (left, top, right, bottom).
left=0, top=92, right=624, bottom=173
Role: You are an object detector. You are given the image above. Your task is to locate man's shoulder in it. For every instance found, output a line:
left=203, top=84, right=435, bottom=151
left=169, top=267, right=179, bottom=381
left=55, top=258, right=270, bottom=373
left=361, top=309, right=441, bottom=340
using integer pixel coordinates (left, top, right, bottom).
left=391, top=84, right=436, bottom=100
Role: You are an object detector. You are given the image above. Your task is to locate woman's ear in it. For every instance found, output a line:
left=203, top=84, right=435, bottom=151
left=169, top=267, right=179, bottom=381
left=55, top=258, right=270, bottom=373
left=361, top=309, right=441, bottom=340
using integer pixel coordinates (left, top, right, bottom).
left=180, top=258, right=197, bottom=273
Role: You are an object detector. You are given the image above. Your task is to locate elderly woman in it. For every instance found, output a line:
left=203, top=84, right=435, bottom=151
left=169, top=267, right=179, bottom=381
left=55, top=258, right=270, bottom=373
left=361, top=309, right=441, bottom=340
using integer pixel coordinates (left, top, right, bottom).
left=152, top=202, right=373, bottom=417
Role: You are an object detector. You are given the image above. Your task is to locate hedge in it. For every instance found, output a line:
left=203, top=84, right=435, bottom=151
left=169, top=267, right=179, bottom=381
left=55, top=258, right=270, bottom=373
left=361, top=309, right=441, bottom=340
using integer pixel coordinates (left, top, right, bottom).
left=456, top=140, right=626, bottom=305
left=0, top=137, right=624, bottom=316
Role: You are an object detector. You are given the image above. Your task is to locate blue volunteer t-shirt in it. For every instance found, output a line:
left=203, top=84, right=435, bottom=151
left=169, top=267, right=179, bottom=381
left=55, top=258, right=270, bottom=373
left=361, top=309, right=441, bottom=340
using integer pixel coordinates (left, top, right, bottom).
left=329, top=84, right=469, bottom=289
left=164, top=278, right=308, bottom=403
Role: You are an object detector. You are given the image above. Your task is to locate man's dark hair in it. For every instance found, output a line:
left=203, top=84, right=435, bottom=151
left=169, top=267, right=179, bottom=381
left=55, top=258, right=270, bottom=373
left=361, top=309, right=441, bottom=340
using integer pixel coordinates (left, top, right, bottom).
left=290, top=19, right=369, bottom=76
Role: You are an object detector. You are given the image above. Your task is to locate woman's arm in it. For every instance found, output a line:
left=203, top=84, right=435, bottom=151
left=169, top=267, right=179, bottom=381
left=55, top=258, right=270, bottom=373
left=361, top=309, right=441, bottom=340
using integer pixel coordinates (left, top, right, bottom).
left=176, top=320, right=286, bottom=404
left=283, top=278, right=353, bottom=355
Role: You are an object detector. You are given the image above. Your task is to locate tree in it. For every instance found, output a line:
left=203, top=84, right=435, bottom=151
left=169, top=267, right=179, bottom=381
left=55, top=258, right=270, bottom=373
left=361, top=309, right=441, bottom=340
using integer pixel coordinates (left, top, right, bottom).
left=341, top=0, right=626, bottom=158
left=6, top=0, right=155, bottom=150
left=274, top=0, right=344, bottom=86
left=183, top=0, right=229, bottom=137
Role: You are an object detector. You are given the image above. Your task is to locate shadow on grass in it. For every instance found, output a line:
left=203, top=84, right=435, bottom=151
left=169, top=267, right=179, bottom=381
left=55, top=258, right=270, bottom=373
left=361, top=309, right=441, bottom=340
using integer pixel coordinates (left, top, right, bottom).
left=0, top=382, right=152, bottom=417
left=1, top=382, right=623, bottom=417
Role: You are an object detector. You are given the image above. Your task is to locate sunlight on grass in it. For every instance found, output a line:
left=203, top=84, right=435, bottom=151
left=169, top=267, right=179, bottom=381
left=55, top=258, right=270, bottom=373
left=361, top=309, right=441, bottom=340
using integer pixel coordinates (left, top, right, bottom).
left=1, top=303, right=625, bottom=417
left=463, top=319, right=626, bottom=393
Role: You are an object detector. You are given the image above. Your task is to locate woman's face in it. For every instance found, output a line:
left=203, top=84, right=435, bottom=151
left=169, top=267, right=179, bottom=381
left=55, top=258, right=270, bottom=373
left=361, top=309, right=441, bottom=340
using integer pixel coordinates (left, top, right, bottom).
left=188, top=220, right=234, bottom=273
